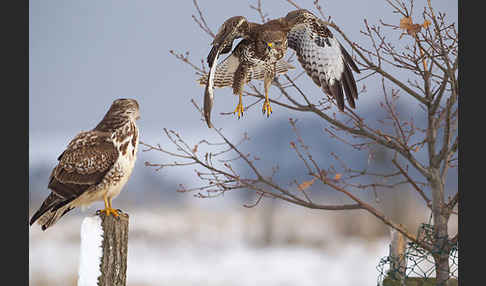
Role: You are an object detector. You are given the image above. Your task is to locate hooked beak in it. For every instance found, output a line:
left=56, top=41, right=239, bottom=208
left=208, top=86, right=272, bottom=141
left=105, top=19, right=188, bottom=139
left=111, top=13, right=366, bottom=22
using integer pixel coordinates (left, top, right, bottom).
left=266, top=42, right=273, bottom=51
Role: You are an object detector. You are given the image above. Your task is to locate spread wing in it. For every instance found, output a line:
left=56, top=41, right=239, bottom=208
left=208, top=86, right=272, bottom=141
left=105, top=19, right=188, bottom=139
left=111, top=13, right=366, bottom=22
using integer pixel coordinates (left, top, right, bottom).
left=285, top=9, right=360, bottom=111
left=207, top=16, right=257, bottom=67
left=29, top=130, right=118, bottom=228
left=204, top=16, right=258, bottom=128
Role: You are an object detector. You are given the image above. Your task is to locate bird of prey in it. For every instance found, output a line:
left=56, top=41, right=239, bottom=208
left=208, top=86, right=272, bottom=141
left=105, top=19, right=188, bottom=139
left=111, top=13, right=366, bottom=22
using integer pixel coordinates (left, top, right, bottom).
left=29, top=98, right=140, bottom=230
left=198, top=9, right=360, bottom=128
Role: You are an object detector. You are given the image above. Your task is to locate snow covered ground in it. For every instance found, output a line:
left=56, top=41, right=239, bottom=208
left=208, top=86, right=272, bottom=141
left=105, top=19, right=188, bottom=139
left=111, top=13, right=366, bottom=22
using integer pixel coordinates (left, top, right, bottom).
left=29, top=207, right=391, bottom=286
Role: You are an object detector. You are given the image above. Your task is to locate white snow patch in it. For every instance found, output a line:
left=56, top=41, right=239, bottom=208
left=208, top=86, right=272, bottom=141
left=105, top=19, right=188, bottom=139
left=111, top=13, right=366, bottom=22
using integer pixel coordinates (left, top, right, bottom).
left=30, top=208, right=393, bottom=286
left=77, top=215, right=103, bottom=286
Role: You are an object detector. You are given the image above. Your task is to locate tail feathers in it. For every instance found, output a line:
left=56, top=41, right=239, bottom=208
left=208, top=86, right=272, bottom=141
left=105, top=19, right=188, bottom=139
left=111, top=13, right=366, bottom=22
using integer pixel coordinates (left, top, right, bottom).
left=198, top=53, right=240, bottom=87
left=250, top=60, right=296, bottom=82
left=30, top=192, right=74, bottom=231
left=198, top=58, right=295, bottom=87
left=37, top=205, right=74, bottom=231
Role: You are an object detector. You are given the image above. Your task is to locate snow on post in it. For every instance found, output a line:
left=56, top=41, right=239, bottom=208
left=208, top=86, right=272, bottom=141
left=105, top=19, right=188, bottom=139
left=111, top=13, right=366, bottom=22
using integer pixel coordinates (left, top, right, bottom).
left=78, top=215, right=103, bottom=286
left=78, top=212, right=129, bottom=286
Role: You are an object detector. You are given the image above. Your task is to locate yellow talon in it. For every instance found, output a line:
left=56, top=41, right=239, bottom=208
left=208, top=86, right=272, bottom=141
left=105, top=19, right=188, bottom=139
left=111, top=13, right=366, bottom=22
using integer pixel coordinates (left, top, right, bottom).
left=262, top=99, right=272, bottom=117
left=98, top=196, right=120, bottom=217
left=99, top=207, right=120, bottom=217
left=233, top=101, right=244, bottom=119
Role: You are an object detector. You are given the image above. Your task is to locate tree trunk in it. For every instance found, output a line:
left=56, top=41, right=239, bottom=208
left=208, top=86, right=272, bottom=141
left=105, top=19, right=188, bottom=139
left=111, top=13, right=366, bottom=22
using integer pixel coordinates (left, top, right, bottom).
left=429, top=170, right=450, bottom=286
left=434, top=251, right=451, bottom=286
left=98, top=211, right=129, bottom=286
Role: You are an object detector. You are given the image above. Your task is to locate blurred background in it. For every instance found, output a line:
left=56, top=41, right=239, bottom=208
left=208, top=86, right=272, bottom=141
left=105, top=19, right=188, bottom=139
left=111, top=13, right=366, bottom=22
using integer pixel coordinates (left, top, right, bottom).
left=29, top=0, right=457, bottom=285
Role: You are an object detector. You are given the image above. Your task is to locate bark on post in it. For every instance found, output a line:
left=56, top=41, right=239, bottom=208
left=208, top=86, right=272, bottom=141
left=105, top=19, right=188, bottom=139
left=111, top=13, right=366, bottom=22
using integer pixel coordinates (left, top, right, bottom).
left=97, top=211, right=129, bottom=286
left=389, top=228, right=408, bottom=285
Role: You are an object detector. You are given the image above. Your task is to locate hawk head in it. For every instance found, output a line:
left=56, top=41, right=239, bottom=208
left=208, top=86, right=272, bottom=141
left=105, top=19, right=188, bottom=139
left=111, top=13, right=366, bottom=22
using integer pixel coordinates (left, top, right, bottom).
left=258, top=30, right=287, bottom=59
left=111, top=98, right=140, bottom=121
left=94, top=98, right=140, bottom=132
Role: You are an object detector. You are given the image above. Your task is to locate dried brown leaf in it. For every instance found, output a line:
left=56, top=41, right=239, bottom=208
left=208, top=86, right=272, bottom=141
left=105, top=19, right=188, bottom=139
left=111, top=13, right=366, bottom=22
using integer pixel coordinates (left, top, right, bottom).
left=298, top=177, right=317, bottom=191
left=399, top=17, right=413, bottom=29
left=400, top=16, right=422, bottom=36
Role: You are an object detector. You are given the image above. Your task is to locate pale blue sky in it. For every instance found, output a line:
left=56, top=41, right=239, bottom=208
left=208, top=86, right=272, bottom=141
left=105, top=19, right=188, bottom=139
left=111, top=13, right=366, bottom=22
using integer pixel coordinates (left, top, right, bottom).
left=28, top=4, right=458, bottom=284
left=29, top=0, right=457, bottom=199
left=29, top=0, right=457, bottom=135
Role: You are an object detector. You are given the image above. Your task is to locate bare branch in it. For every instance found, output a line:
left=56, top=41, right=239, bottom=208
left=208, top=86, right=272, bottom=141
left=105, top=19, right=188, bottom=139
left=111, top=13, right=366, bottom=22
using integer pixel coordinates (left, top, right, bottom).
left=392, top=159, right=432, bottom=209
left=192, top=0, right=215, bottom=38
left=153, top=3, right=458, bottom=279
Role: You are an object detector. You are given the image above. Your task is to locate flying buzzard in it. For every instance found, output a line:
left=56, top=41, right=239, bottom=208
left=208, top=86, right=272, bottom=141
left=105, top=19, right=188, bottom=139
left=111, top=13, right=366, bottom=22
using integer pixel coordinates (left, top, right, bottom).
left=29, top=98, right=140, bottom=230
left=198, top=9, right=360, bottom=128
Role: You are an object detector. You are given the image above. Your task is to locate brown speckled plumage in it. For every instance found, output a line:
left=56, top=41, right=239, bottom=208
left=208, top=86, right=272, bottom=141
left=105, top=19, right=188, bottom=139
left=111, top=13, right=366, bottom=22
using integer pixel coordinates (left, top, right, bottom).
left=30, top=98, right=140, bottom=230
left=200, top=9, right=360, bottom=127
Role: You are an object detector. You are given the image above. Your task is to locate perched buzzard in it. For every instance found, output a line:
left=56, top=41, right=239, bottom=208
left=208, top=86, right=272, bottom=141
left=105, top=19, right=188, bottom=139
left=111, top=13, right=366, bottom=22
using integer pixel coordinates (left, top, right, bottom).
left=198, top=9, right=360, bottom=128
left=29, top=98, right=140, bottom=230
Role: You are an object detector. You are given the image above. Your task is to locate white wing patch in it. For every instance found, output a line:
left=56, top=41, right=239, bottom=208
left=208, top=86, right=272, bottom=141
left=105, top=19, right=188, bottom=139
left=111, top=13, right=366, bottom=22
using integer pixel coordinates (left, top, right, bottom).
left=287, top=24, right=345, bottom=89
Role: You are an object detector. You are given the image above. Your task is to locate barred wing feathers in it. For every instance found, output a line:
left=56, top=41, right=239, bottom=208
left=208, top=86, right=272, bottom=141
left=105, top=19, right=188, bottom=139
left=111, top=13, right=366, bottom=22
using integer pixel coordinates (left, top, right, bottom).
left=286, top=11, right=360, bottom=111
left=29, top=130, right=118, bottom=230
left=204, top=16, right=258, bottom=128
left=198, top=52, right=295, bottom=87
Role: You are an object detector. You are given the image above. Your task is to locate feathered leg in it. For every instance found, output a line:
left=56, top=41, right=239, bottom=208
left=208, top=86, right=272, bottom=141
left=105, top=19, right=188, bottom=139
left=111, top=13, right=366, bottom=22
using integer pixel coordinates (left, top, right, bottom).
left=232, top=64, right=249, bottom=119
left=262, top=68, right=275, bottom=117
left=97, top=195, right=119, bottom=217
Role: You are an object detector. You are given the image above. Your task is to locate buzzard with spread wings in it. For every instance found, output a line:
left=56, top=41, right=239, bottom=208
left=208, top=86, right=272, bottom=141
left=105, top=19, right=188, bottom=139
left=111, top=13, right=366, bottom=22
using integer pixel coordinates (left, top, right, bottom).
left=198, top=9, right=360, bottom=128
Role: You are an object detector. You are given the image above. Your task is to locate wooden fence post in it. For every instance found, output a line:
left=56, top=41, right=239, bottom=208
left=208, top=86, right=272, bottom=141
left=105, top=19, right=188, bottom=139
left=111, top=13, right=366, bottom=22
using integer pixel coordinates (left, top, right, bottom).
left=389, top=228, right=408, bottom=285
left=78, top=211, right=129, bottom=286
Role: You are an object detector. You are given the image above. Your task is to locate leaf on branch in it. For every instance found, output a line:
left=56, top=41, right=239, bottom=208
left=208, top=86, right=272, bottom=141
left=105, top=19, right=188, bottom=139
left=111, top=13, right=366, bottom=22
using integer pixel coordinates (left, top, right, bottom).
left=334, top=173, right=342, bottom=180
left=192, top=144, right=198, bottom=153
left=297, top=177, right=317, bottom=191
left=399, top=16, right=422, bottom=37
left=290, top=141, right=296, bottom=148
left=400, top=17, right=432, bottom=38
left=399, top=16, right=413, bottom=28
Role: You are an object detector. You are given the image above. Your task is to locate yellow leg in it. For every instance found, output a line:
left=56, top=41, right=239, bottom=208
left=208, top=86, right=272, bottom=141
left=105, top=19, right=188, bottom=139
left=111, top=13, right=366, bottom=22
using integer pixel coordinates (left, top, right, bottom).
left=262, top=84, right=273, bottom=117
left=99, top=196, right=120, bottom=217
left=233, top=92, right=244, bottom=119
